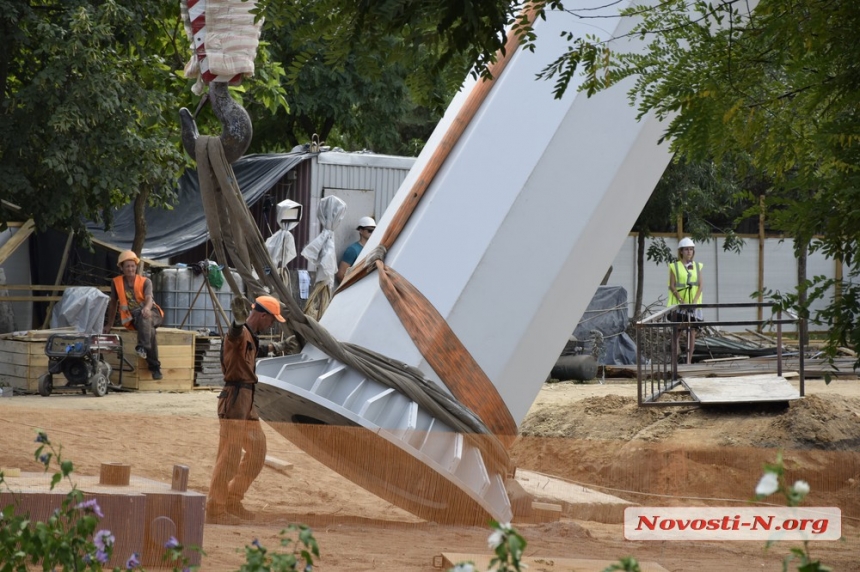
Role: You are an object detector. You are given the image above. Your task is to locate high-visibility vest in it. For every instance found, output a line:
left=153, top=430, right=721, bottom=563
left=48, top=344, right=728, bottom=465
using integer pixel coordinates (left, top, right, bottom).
left=113, top=275, right=163, bottom=330
left=668, top=260, right=703, bottom=307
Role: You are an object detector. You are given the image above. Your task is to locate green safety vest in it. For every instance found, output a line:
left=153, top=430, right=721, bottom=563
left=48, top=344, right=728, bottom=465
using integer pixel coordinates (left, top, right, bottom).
left=668, top=261, right=703, bottom=307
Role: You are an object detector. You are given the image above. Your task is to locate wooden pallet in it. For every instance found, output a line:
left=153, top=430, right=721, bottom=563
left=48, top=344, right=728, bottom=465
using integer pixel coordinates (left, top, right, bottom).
left=0, top=327, right=196, bottom=392
left=0, top=328, right=60, bottom=391
left=104, top=327, right=196, bottom=391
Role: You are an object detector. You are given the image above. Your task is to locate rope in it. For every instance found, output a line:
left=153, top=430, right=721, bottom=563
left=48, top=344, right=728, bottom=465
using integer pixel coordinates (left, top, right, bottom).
left=195, top=135, right=511, bottom=473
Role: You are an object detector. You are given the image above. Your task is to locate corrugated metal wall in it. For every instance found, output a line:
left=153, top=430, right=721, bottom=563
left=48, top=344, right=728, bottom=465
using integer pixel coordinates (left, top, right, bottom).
left=176, top=152, right=415, bottom=274
left=610, top=234, right=848, bottom=331
left=306, top=153, right=416, bottom=265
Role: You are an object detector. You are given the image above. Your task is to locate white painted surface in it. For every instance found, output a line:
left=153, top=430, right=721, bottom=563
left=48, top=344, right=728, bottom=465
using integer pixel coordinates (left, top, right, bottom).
left=319, top=5, right=675, bottom=425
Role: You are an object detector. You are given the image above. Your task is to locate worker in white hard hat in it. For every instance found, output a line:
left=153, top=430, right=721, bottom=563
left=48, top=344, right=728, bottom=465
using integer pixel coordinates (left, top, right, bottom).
left=104, top=250, right=165, bottom=379
left=335, top=216, right=376, bottom=282
left=668, top=237, right=704, bottom=364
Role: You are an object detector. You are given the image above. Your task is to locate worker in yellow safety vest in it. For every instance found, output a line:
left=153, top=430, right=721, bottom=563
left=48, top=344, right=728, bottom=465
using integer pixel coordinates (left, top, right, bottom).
left=667, top=237, right=704, bottom=364
left=104, top=250, right=165, bottom=380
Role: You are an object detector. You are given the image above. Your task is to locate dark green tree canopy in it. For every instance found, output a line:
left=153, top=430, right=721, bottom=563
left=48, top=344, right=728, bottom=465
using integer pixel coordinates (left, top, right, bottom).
left=0, top=0, right=187, bottom=238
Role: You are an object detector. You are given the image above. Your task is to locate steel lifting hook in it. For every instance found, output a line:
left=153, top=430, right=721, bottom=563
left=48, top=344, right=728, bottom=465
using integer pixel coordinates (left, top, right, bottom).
left=179, top=82, right=252, bottom=164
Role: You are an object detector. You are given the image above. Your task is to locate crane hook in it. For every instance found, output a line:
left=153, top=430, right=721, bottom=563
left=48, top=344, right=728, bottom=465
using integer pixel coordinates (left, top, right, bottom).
left=179, top=82, right=253, bottom=164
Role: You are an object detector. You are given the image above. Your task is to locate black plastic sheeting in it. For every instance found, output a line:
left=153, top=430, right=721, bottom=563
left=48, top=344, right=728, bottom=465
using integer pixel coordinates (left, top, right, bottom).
left=86, top=152, right=311, bottom=260
left=562, top=285, right=638, bottom=365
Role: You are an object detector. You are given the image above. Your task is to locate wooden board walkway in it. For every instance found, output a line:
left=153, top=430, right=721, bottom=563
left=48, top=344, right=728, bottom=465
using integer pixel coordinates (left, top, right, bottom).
left=682, top=373, right=800, bottom=404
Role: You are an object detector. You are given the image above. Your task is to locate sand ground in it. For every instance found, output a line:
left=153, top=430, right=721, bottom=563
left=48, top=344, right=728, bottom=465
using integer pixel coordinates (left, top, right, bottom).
left=1, top=378, right=858, bottom=571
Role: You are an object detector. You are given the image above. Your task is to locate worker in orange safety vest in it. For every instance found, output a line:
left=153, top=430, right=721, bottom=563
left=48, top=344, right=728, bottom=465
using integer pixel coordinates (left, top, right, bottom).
left=104, top=250, right=165, bottom=379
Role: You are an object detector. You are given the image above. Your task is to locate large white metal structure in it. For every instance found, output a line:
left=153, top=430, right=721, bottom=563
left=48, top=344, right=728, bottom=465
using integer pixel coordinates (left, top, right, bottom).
left=255, top=2, right=675, bottom=524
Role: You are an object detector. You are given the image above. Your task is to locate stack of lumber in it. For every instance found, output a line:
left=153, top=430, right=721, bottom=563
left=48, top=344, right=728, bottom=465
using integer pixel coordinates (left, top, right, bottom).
left=0, top=328, right=64, bottom=392
left=194, top=335, right=223, bottom=387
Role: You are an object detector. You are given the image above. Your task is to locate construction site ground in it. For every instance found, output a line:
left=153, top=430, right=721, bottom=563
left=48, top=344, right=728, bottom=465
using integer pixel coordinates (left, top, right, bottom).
left=1, top=378, right=858, bottom=571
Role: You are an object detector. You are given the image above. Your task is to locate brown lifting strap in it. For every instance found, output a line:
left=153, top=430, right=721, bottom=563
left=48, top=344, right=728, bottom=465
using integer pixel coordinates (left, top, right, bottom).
left=375, top=260, right=518, bottom=446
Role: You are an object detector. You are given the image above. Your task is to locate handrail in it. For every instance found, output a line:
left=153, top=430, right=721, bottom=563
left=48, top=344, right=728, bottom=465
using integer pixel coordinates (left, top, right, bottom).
left=635, top=302, right=806, bottom=406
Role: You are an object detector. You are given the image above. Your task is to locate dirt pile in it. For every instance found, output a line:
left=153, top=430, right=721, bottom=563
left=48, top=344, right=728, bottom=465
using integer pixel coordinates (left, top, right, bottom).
left=518, top=392, right=860, bottom=450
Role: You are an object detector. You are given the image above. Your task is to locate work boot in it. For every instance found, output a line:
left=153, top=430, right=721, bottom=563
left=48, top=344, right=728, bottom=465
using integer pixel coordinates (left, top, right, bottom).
left=226, top=501, right=256, bottom=521
left=136, top=346, right=147, bottom=359
left=151, top=370, right=163, bottom=380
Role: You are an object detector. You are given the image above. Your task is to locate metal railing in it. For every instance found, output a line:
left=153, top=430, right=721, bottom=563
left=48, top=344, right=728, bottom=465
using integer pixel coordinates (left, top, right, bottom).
left=635, top=302, right=805, bottom=406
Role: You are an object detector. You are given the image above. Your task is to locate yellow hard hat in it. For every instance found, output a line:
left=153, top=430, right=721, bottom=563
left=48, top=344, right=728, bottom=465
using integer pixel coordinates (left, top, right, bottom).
left=253, top=295, right=286, bottom=322
left=117, top=250, right=140, bottom=267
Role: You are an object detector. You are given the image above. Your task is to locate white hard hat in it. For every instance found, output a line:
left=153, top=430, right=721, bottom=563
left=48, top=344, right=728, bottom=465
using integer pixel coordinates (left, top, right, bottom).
left=357, top=216, right=376, bottom=229
left=678, top=237, right=695, bottom=249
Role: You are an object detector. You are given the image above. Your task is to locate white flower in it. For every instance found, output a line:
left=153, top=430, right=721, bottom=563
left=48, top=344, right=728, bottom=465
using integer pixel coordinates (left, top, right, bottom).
left=487, top=529, right=505, bottom=549
left=755, top=471, right=779, bottom=496
left=792, top=480, right=810, bottom=495
left=451, top=564, right=476, bottom=572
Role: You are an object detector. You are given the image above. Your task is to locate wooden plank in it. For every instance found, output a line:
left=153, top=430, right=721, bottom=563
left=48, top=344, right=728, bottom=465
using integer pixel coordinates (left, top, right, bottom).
left=0, top=285, right=111, bottom=292
left=41, top=231, right=75, bottom=329
left=682, top=373, right=800, bottom=403
left=0, top=360, right=48, bottom=378
left=0, top=339, right=44, bottom=358
left=90, top=238, right=170, bottom=268
left=264, top=456, right=293, bottom=473
left=0, top=296, right=65, bottom=302
left=105, top=327, right=196, bottom=347
left=701, top=356, right=750, bottom=363
left=440, top=553, right=669, bottom=572
left=0, top=219, right=35, bottom=266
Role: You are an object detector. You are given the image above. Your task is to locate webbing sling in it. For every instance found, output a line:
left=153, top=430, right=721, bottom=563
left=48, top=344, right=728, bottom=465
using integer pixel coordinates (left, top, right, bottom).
left=195, top=135, right=511, bottom=469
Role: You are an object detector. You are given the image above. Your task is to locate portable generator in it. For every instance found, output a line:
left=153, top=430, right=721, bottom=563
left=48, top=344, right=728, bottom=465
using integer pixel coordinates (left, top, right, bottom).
left=38, top=333, right=125, bottom=397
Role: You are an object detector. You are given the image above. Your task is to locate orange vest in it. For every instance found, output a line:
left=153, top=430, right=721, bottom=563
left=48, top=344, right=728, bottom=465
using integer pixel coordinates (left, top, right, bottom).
left=113, top=275, right=163, bottom=330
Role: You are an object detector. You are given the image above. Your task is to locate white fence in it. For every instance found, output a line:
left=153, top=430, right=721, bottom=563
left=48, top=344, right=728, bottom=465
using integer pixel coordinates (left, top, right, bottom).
left=609, top=234, right=849, bottom=332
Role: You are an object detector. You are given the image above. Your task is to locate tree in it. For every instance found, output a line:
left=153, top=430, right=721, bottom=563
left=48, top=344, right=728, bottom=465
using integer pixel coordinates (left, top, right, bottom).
left=536, top=0, right=860, bottom=366
left=247, top=5, right=481, bottom=155
left=0, top=0, right=184, bottom=245
left=0, top=0, right=288, bottom=249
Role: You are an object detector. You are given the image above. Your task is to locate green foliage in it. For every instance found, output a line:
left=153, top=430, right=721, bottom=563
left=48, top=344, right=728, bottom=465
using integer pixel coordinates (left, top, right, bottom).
left=761, top=274, right=860, bottom=377
left=1, top=431, right=112, bottom=570
left=1, top=431, right=321, bottom=572
left=257, top=0, right=514, bottom=84
left=238, top=526, right=319, bottom=572
left=535, top=0, right=860, bottom=368
left=602, top=557, right=642, bottom=572
left=249, top=5, right=479, bottom=154
left=486, top=520, right=527, bottom=572
left=0, top=0, right=185, bottom=238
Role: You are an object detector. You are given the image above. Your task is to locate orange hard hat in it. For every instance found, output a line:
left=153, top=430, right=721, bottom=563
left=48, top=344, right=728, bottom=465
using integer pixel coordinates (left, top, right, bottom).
left=117, top=250, right=140, bottom=267
left=253, top=295, right=286, bottom=322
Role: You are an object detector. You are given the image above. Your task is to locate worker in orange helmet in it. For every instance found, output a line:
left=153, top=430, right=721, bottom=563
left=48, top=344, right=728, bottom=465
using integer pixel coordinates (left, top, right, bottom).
left=206, top=294, right=289, bottom=524
left=104, top=250, right=165, bottom=380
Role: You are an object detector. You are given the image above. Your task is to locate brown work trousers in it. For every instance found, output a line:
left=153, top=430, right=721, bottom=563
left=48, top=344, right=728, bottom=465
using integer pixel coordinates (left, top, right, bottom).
left=207, top=418, right=267, bottom=510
